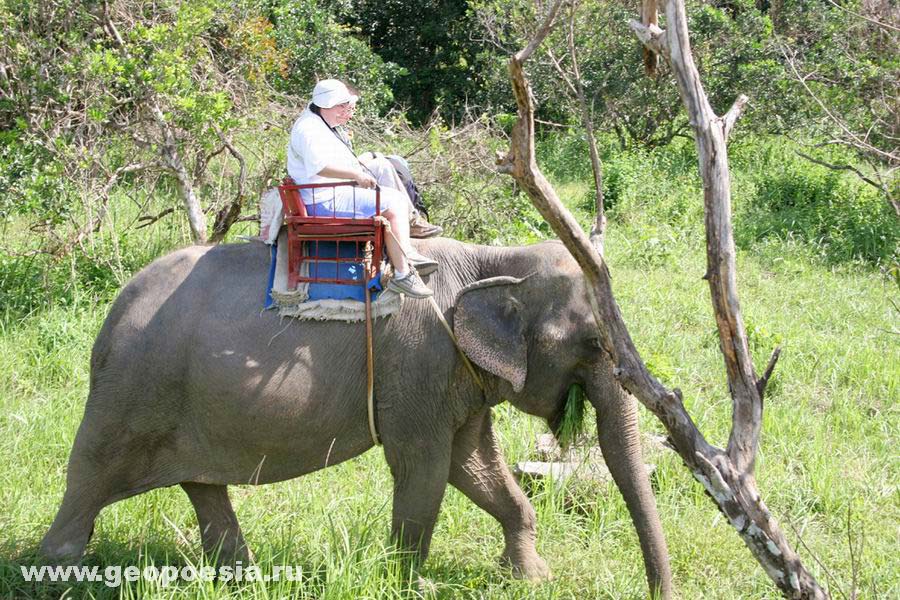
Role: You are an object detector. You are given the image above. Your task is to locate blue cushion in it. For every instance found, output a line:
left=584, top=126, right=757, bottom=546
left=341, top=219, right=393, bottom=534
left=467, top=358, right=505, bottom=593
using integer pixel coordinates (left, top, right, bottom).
left=305, top=241, right=377, bottom=301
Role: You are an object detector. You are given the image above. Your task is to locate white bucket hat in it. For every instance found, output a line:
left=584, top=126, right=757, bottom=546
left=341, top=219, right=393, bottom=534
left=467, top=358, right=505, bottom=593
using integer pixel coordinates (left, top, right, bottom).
left=311, top=79, right=358, bottom=109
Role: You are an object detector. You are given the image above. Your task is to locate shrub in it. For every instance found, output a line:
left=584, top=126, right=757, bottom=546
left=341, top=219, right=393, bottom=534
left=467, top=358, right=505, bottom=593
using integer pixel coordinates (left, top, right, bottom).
left=733, top=142, right=899, bottom=266
left=267, top=0, right=398, bottom=114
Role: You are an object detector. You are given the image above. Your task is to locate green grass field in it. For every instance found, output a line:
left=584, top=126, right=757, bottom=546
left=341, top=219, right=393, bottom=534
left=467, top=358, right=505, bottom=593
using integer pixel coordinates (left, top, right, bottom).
left=0, top=136, right=897, bottom=599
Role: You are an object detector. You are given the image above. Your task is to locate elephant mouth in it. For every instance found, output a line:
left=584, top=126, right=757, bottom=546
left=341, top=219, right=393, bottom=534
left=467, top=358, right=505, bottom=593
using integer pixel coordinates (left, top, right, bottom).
left=548, top=383, right=587, bottom=447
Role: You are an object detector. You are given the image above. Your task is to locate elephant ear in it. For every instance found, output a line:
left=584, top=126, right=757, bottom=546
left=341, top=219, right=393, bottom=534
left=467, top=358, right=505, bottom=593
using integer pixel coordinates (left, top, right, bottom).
left=453, top=276, right=529, bottom=393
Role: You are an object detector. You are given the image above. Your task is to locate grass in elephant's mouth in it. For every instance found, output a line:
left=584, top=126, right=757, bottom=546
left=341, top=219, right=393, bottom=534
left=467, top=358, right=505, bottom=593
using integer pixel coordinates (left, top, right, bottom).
left=551, top=384, right=588, bottom=449
left=0, top=215, right=896, bottom=599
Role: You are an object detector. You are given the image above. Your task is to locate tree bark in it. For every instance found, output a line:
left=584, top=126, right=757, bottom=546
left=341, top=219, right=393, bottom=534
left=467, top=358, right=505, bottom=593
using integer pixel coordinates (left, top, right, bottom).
left=151, top=104, right=208, bottom=244
left=497, top=1, right=830, bottom=597
left=642, top=0, right=660, bottom=75
left=210, top=125, right=248, bottom=243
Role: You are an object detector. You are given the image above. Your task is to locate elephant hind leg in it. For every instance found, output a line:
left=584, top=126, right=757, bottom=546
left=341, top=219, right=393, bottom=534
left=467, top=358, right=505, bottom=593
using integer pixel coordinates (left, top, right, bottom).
left=39, top=439, right=131, bottom=564
left=181, top=483, right=251, bottom=565
left=39, top=480, right=106, bottom=564
left=41, top=396, right=191, bottom=564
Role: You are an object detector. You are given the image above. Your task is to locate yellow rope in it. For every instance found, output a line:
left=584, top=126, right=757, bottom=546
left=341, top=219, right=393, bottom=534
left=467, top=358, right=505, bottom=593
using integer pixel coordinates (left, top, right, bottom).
left=364, top=283, right=380, bottom=446
left=361, top=216, right=484, bottom=448
left=427, top=296, right=484, bottom=390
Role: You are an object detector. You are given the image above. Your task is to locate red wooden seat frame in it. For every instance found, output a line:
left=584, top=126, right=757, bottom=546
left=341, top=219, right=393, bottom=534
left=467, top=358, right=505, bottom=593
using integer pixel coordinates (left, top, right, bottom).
left=277, top=178, right=385, bottom=291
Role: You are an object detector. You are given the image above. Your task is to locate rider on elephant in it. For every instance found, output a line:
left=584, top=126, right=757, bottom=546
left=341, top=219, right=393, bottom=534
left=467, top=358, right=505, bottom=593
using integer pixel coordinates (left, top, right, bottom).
left=287, top=79, right=438, bottom=299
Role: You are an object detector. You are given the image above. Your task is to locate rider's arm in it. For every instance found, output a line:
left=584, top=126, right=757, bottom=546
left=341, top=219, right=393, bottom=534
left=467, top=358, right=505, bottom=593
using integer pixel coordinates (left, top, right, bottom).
left=318, top=164, right=376, bottom=189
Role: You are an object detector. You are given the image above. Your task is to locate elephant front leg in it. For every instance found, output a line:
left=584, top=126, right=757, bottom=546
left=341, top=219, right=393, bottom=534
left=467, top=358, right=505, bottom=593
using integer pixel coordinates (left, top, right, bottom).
left=448, top=409, right=550, bottom=581
left=384, top=442, right=452, bottom=566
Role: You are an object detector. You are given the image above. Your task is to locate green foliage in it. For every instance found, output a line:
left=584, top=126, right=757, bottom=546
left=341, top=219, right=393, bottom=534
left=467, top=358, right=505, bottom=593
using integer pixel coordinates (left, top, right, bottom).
left=470, top=0, right=804, bottom=148
left=732, top=140, right=899, bottom=265
left=266, top=0, right=397, bottom=114
left=536, top=129, right=897, bottom=267
left=0, top=127, right=74, bottom=224
left=772, top=0, right=898, bottom=149
left=0, top=203, right=183, bottom=322
left=340, top=0, right=502, bottom=122
left=0, top=0, right=277, bottom=242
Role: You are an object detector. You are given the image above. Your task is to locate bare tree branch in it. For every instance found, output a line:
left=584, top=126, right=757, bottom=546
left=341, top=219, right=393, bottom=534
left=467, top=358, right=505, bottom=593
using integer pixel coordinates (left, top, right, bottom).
left=794, top=151, right=899, bottom=217
left=499, top=2, right=831, bottom=598
left=756, top=346, right=782, bottom=398
left=642, top=0, right=660, bottom=74
left=210, top=125, right=248, bottom=242
left=100, top=0, right=209, bottom=243
left=565, top=1, right=606, bottom=252
left=136, top=207, right=175, bottom=229
left=822, top=0, right=900, bottom=33
left=516, top=0, right=566, bottom=63
left=781, top=45, right=898, bottom=164
left=722, top=95, right=750, bottom=140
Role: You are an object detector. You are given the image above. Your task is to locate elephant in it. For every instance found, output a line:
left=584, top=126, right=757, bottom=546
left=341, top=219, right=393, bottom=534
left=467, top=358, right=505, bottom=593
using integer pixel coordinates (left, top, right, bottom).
left=39, top=237, right=673, bottom=598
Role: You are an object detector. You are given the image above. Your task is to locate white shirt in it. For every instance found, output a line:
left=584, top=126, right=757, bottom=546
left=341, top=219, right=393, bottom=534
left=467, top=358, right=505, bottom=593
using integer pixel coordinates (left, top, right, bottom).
left=286, top=108, right=359, bottom=195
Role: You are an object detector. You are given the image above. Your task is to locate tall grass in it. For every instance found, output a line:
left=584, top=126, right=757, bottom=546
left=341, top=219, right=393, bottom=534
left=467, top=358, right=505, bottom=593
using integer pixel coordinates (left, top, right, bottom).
left=1, top=132, right=897, bottom=598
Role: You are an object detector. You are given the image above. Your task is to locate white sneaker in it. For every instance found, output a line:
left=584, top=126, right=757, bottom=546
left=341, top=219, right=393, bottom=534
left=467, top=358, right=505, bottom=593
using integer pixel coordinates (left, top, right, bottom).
left=387, top=271, right=433, bottom=298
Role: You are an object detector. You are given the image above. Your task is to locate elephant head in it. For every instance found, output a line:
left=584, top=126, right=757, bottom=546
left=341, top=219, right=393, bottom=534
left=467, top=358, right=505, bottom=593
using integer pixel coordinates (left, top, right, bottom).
left=453, top=268, right=673, bottom=598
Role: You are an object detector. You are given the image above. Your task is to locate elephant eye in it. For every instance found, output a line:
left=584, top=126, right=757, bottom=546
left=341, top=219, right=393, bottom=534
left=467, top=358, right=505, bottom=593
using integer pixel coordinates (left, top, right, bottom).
left=587, top=336, right=604, bottom=350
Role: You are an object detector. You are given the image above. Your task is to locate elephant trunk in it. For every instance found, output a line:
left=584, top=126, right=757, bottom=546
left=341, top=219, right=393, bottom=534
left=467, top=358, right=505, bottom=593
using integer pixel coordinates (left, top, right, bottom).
left=588, top=371, right=673, bottom=599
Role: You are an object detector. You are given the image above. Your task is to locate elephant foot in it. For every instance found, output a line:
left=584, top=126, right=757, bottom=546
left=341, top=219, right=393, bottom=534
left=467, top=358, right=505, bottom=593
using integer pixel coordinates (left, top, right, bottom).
left=38, top=540, right=87, bottom=567
left=500, top=550, right=551, bottom=582
left=208, top=538, right=253, bottom=567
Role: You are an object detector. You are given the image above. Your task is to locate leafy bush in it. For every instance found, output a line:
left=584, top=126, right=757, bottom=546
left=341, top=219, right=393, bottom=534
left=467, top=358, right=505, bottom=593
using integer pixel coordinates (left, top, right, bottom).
left=267, top=0, right=398, bottom=114
left=0, top=253, right=52, bottom=320
left=0, top=210, right=182, bottom=323
left=0, top=127, right=75, bottom=225
left=341, top=0, right=505, bottom=122
left=733, top=141, right=899, bottom=265
left=535, top=131, right=596, bottom=184
left=535, top=130, right=896, bottom=268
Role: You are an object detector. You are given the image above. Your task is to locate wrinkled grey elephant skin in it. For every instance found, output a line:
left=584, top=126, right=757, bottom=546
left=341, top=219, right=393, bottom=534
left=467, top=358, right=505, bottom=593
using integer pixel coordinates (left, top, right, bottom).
left=40, top=238, right=673, bottom=598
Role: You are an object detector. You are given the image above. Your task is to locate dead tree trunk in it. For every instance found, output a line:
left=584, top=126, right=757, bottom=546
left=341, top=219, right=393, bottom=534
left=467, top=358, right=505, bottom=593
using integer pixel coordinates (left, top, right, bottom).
left=152, top=102, right=208, bottom=244
left=209, top=125, right=248, bottom=243
left=497, top=1, right=829, bottom=597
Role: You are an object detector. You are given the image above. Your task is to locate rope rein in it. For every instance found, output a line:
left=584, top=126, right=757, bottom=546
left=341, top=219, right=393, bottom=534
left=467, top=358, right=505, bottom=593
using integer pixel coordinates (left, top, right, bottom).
left=363, top=219, right=484, bottom=447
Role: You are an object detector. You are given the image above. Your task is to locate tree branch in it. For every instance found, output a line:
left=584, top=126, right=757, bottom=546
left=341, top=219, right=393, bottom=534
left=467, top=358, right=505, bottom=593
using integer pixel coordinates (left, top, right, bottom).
left=629, top=21, right=668, bottom=59
left=565, top=1, right=605, bottom=252
left=136, top=207, right=175, bottom=229
left=794, top=151, right=899, bottom=217
left=210, top=125, right=248, bottom=242
left=722, top=94, right=749, bottom=140
left=781, top=45, right=898, bottom=164
left=516, top=0, right=565, bottom=63
left=101, top=0, right=208, bottom=243
left=498, top=1, right=830, bottom=598
left=756, top=346, right=782, bottom=399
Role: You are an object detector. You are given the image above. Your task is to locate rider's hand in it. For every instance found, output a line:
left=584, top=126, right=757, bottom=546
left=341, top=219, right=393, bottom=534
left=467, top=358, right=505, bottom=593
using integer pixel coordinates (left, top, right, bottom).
left=355, top=171, right=377, bottom=189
